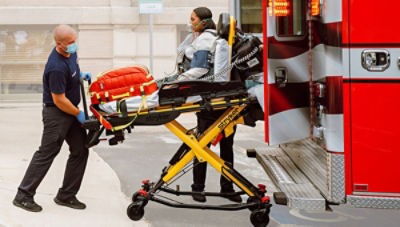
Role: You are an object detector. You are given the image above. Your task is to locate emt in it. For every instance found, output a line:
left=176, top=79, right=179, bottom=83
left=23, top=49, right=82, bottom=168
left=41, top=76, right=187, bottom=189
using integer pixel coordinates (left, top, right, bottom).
left=13, top=24, right=92, bottom=212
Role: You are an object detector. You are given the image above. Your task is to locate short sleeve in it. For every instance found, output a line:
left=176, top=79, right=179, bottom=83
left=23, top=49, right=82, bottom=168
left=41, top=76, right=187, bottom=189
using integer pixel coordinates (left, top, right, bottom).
left=48, top=70, right=67, bottom=94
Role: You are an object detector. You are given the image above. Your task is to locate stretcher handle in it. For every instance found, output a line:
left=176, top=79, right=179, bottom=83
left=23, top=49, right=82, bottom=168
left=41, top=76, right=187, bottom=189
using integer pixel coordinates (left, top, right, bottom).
left=80, top=78, right=91, bottom=120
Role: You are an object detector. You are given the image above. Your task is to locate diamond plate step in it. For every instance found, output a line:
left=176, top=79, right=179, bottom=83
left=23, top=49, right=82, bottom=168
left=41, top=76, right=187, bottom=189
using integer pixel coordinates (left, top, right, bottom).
left=256, top=147, right=326, bottom=210
left=280, top=138, right=345, bottom=203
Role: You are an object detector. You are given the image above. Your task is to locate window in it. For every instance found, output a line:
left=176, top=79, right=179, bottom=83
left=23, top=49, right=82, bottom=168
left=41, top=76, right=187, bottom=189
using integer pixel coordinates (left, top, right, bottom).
left=0, top=26, right=54, bottom=95
left=176, top=24, right=190, bottom=47
left=239, top=0, right=262, bottom=33
left=275, top=0, right=305, bottom=37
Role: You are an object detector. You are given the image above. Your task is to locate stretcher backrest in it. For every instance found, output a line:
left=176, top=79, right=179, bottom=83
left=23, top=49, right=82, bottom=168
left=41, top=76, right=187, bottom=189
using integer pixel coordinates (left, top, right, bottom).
left=89, top=65, right=158, bottom=104
left=217, top=13, right=230, bottom=41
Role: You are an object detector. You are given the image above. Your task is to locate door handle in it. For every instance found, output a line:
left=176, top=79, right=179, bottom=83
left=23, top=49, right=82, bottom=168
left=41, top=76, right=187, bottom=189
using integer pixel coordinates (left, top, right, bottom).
left=398, top=57, right=400, bottom=69
left=275, top=67, right=288, bottom=87
left=361, top=49, right=390, bottom=71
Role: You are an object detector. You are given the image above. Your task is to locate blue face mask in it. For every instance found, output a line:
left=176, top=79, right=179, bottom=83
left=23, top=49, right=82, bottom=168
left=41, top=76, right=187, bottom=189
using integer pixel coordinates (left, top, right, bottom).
left=65, top=42, right=78, bottom=54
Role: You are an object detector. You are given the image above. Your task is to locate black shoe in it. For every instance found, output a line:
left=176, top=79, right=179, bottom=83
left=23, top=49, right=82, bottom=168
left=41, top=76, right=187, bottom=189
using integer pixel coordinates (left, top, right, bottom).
left=191, top=191, right=206, bottom=203
left=221, top=190, right=242, bottom=203
left=13, top=198, right=42, bottom=212
left=54, top=197, right=86, bottom=209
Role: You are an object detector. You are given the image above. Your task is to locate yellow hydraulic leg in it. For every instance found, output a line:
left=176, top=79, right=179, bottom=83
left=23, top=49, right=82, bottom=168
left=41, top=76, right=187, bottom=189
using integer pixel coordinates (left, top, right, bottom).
left=163, top=106, right=255, bottom=196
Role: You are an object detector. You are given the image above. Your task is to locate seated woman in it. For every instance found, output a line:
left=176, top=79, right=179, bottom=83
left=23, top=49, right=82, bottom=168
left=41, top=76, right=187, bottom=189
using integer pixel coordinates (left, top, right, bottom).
left=99, top=7, right=230, bottom=114
left=170, top=7, right=242, bottom=203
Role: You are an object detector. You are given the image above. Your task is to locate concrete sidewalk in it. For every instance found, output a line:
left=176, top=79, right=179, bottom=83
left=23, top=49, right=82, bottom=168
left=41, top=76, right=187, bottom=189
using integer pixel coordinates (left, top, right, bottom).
left=0, top=103, right=149, bottom=227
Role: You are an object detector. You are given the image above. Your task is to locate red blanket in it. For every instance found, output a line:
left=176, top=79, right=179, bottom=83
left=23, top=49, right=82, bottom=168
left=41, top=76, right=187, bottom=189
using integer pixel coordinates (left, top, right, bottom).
left=89, top=65, right=158, bottom=105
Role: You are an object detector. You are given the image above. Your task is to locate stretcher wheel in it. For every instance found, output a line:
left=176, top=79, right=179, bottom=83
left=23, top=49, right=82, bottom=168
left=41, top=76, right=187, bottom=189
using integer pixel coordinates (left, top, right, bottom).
left=127, top=202, right=145, bottom=221
left=250, top=209, right=269, bottom=227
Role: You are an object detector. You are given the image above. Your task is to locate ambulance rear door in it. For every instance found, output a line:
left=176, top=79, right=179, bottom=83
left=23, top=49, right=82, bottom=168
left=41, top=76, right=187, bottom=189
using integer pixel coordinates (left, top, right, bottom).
left=263, top=0, right=310, bottom=145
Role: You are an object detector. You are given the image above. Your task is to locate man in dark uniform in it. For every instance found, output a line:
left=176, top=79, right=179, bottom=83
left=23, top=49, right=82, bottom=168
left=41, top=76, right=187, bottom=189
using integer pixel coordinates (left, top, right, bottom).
left=13, top=24, right=92, bottom=212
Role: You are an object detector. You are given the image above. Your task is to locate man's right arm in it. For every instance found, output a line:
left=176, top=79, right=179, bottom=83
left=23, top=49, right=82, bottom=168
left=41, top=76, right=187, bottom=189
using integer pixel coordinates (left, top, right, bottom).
left=52, top=93, right=80, bottom=116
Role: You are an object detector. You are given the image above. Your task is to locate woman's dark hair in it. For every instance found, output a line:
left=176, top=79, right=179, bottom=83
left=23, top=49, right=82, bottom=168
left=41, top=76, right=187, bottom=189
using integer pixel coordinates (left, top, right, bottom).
left=193, top=7, right=216, bottom=32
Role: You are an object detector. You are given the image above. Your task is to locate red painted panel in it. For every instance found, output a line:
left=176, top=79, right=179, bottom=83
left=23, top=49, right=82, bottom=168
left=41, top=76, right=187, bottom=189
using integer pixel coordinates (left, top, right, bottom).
left=262, top=0, right=269, bottom=143
left=343, top=82, right=352, bottom=195
left=325, top=76, right=343, bottom=114
left=269, top=83, right=309, bottom=115
left=342, top=0, right=349, bottom=44
left=351, top=82, right=400, bottom=193
left=348, top=0, right=400, bottom=44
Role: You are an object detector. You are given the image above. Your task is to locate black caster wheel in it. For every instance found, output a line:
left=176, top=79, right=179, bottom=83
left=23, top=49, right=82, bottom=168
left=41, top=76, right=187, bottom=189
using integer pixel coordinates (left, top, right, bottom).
left=246, top=196, right=259, bottom=211
left=250, top=209, right=270, bottom=227
left=127, top=202, right=144, bottom=221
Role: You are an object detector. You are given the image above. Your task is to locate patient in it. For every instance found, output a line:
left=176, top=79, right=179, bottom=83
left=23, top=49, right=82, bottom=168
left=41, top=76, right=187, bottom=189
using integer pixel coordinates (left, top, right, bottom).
left=99, top=6, right=230, bottom=114
left=168, top=7, right=242, bottom=203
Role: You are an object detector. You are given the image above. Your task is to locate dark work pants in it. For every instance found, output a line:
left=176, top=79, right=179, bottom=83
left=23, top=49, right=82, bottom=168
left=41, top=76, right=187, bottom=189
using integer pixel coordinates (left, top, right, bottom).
left=192, top=110, right=236, bottom=192
left=15, top=106, right=88, bottom=201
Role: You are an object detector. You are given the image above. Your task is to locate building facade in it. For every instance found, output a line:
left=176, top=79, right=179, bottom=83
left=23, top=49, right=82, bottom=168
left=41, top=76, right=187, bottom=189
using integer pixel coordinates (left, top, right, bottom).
left=0, top=0, right=228, bottom=101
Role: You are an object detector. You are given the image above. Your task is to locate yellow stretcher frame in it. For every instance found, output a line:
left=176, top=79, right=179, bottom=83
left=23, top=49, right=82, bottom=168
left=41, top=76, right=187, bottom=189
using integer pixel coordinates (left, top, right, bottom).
left=122, top=97, right=271, bottom=223
left=162, top=105, right=255, bottom=196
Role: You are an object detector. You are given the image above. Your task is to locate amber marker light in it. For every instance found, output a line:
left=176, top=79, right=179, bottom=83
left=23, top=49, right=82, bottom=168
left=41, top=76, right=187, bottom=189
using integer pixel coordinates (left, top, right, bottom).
left=274, top=0, right=290, bottom=17
left=311, top=0, right=321, bottom=16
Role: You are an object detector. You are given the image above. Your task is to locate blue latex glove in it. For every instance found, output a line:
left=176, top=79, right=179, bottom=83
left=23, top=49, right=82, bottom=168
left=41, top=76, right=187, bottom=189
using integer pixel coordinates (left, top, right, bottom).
left=80, top=72, right=92, bottom=81
left=76, top=111, right=86, bottom=124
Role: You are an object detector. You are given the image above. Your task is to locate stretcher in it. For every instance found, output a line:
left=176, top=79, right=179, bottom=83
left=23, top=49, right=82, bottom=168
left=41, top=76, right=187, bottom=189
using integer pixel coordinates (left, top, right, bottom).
left=80, top=13, right=271, bottom=227
left=81, top=79, right=270, bottom=226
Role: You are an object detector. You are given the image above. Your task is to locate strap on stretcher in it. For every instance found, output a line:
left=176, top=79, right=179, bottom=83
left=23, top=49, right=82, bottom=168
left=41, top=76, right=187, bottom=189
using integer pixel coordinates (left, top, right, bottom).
left=111, top=85, right=149, bottom=131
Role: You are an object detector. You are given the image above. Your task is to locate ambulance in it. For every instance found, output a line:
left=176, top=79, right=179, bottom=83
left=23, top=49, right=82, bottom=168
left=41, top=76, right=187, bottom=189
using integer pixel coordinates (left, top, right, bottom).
left=231, top=0, right=400, bottom=210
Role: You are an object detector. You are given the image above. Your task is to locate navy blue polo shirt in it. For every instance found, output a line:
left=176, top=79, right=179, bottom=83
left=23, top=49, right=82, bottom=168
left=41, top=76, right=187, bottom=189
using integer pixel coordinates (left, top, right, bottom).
left=42, top=48, right=81, bottom=106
